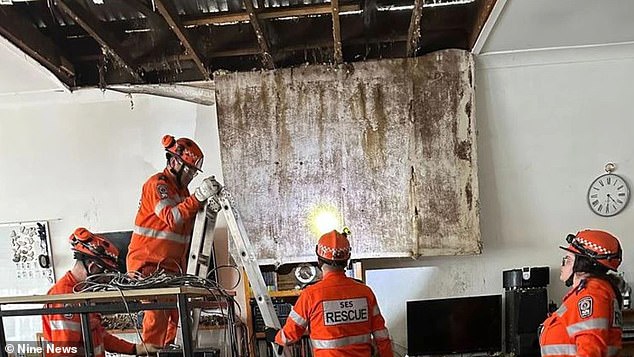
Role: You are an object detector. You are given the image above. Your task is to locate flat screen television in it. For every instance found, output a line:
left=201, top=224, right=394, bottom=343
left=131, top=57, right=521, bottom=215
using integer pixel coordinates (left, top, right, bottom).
left=407, top=294, right=502, bottom=356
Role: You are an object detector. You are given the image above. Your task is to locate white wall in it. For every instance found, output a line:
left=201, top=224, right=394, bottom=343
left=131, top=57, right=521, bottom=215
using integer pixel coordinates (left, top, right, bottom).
left=0, top=90, right=224, bottom=340
left=365, top=42, right=634, bottom=356
left=0, top=90, right=222, bottom=273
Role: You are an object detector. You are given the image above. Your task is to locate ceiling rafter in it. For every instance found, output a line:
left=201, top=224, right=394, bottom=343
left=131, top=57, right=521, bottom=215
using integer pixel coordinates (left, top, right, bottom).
left=469, top=0, right=501, bottom=53
left=331, top=0, right=343, bottom=64
left=0, top=6, right=75, bottom=87
left=406, top=0, right=424, bottom=57
left=153, top=0, right=210, bottom=80
left=183, top=4, right=360, bottom=26
left=242, top=0, right=274, bottom=69
left=54, top=0, right=142, bottom=82
left=139, top=34, right=411, bottom=60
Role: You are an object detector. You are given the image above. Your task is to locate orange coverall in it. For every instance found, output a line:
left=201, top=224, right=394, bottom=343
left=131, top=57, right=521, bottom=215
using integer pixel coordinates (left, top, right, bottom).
left=275, top=270, right=393, bottom=357
left=540, top=277, right=622, bottom=357
left=126, top=168, right=201, bottom=345
left=42, top=271, right=136, bottom=357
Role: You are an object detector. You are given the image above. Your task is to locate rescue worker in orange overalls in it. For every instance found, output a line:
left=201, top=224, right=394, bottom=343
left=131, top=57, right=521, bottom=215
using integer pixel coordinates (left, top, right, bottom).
left=42, top=228, right=161, bottom=356
left=265, top=229, right=394, bottom=357
left=126, top=135, right=219, bottom=347
left=540, top=229, right=624, bottom=357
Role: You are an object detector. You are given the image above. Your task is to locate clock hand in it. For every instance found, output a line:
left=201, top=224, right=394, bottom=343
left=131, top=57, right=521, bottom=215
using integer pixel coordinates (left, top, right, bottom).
left=608, top=194, right=618, bottom=204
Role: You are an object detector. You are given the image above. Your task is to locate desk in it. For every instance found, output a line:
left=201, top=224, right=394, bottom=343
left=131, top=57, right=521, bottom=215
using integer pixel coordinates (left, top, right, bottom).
left=0, top=287, right=234, bottom=357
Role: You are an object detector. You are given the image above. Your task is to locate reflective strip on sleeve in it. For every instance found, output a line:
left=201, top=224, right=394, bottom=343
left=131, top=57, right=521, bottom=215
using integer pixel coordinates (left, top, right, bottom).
left=372, top=328, right=389, bottom=340
left=556, top=304, right=567, bottom=316
left=541, top=344, right=577, bottom=356
left=289, top=309, right=308, bottom=328
left=280, top=330, right=289, bottom=344
left=311, top=334, right=372, bottom=349
left=566, top=318, right=608, bottom=335
left=373, top=305, right=381, bottom=317
left=94, top=344, right=104, bottom=356
left=133, top=226, right=188, bottom=243
left=49, top=320, right=82, bottom=332
left=170, top=206, right=183, bottom=225
left=154, top=199, right=176, bottom=216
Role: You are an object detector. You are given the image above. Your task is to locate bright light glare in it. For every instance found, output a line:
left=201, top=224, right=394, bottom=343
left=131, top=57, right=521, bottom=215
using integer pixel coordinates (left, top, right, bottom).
left=307, top=204, right=342, bottom=238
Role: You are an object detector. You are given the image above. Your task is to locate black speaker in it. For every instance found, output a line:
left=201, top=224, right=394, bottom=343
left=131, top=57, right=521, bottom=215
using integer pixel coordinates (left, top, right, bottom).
left=505, top=288, right=548, bottom=357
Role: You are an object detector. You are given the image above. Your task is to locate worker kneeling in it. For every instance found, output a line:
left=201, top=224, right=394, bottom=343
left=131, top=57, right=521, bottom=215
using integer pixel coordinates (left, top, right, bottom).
left=42, top=228, right=160, bottom=356
left=266, top=229, right=394, bottom=357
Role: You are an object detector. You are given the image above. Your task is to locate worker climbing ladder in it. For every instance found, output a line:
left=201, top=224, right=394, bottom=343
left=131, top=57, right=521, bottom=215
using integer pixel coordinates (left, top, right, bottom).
left=185, top=178, right=286, bottom=357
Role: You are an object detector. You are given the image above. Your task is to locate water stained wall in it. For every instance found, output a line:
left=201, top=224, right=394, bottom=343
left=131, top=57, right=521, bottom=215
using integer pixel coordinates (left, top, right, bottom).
left=214, top=49, right=480, bottom=265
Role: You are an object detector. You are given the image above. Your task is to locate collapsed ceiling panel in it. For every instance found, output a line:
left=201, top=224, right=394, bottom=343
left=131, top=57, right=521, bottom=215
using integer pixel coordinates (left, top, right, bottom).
left=215, top=49, right=480, bottom=265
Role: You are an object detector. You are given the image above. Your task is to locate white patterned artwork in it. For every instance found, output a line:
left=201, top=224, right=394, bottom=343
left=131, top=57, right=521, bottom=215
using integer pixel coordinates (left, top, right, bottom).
left=2, top=221, right=55, bottom=284
left=0, top=220, right=56, bottom=342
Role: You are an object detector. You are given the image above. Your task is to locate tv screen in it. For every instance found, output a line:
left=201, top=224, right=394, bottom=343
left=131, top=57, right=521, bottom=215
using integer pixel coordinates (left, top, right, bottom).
left=407, top=294, right=502, bottom=356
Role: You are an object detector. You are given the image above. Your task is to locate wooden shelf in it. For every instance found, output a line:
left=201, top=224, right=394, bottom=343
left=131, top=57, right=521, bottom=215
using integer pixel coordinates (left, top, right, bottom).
left=250, top=289, right=301, bottom=299
left=108, top=325, right=227, bottom=334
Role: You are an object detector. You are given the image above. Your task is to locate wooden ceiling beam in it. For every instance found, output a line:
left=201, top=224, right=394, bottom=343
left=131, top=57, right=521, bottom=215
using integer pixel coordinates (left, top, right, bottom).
left=54, top=0, right=142, bottom=82
left=331, top=0, right=343, bottom=64
left=139, top=34, right=409, bottom=60
left=183, top=4, right=360, bottom=26
left=242, top=0, right=274, bottom=69
left=405, top=0, right=424, bottom=57
left=153, top=0, right=210, bottom=80
left=0, top=6, right=75, bottom=87
left=469, top=0, right=501, bottom=54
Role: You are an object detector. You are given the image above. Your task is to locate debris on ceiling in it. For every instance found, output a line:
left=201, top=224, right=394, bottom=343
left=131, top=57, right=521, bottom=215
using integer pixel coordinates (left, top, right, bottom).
left=0, top=0, right=496, bottom=89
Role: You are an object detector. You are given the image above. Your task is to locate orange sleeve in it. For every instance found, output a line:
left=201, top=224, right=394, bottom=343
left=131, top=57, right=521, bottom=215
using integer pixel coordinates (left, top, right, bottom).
left=103, top=332, right=136, bottom=354
left=144, top=179, right=201, bottom=229
left=368, top=291, right=393, bottom=357
left=42, top=305, right=83, bottom=357
left=572, top=293, right=611, bottom=357
left=276, top=292, right=310, bottom=346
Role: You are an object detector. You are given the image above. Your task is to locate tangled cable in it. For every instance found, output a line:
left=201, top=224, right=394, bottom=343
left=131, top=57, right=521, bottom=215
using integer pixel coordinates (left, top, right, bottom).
left=71, top=265, right=247, bottom=356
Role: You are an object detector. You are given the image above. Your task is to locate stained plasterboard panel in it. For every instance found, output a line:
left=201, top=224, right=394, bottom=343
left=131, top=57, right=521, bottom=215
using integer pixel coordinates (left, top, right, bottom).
left=215, top=49, right=480, bottom=265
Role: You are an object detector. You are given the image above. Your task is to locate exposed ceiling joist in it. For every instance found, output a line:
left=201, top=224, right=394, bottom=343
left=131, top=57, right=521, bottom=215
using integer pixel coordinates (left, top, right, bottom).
left=242, top=0, right=274, bottom=69
left=331, top=0, right=343, bottom=64
left=470, top=0, right=503, bottom=54
left=406, top=0, right=424, bottom=57
left=153, top=0, right=210, bottom=80
left=54, top=0, right=141, bottom=82
left=0, top=6, right=75, bottom=86
left=183, top=3, right=361, bottom=26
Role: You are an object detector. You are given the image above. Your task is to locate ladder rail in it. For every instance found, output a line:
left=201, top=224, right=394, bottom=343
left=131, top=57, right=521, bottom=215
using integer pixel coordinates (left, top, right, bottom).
left=218, top=192, right=290, bottom=357
left=185, top=183, right=288, bottom=357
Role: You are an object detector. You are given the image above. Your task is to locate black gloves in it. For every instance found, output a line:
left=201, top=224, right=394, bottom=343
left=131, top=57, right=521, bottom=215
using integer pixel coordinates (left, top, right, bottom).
left=265, top=327, right=279, bottom=343
left=264, top=327, right=284, bottom=354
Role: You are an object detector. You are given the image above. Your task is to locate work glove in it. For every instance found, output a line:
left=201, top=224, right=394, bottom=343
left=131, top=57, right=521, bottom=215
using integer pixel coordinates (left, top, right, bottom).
left=194, top=176, right=222, bottom=202
left=265, top=327, right=279, bottom=344
left=264, top=327, right=284, bottom=355
left=135, top=342, right=161, bottom=355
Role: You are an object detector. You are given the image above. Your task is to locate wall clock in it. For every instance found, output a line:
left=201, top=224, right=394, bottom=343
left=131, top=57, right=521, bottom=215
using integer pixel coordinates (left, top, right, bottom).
left=587, top=163, right=630, bottom=217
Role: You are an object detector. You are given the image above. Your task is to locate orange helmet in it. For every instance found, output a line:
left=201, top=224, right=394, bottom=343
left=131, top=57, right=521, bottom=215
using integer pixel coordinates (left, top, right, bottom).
left=561, top=230, right=622, bottom=271
left=69, top=228, right=120, bottom=271
left=162, top=135, right=204, bottom=171
left=316, top=229, right=351, bottom=263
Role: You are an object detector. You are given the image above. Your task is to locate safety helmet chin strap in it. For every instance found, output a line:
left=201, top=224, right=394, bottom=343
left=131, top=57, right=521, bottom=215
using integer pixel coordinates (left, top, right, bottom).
left=565, top=273, right=574, bottom=287
left=168, top=156, right=186, bottom=188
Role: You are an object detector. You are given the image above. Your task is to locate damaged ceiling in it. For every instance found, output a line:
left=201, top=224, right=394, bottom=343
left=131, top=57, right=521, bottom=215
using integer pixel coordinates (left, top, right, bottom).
left=0, top=0, right=496, bottom=89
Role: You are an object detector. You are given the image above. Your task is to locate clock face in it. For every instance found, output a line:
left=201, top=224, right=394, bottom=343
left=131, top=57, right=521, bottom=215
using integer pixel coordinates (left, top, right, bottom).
left=587, top=173, right=630, bottom=217
left=294, top=264, right=318, bottom=284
